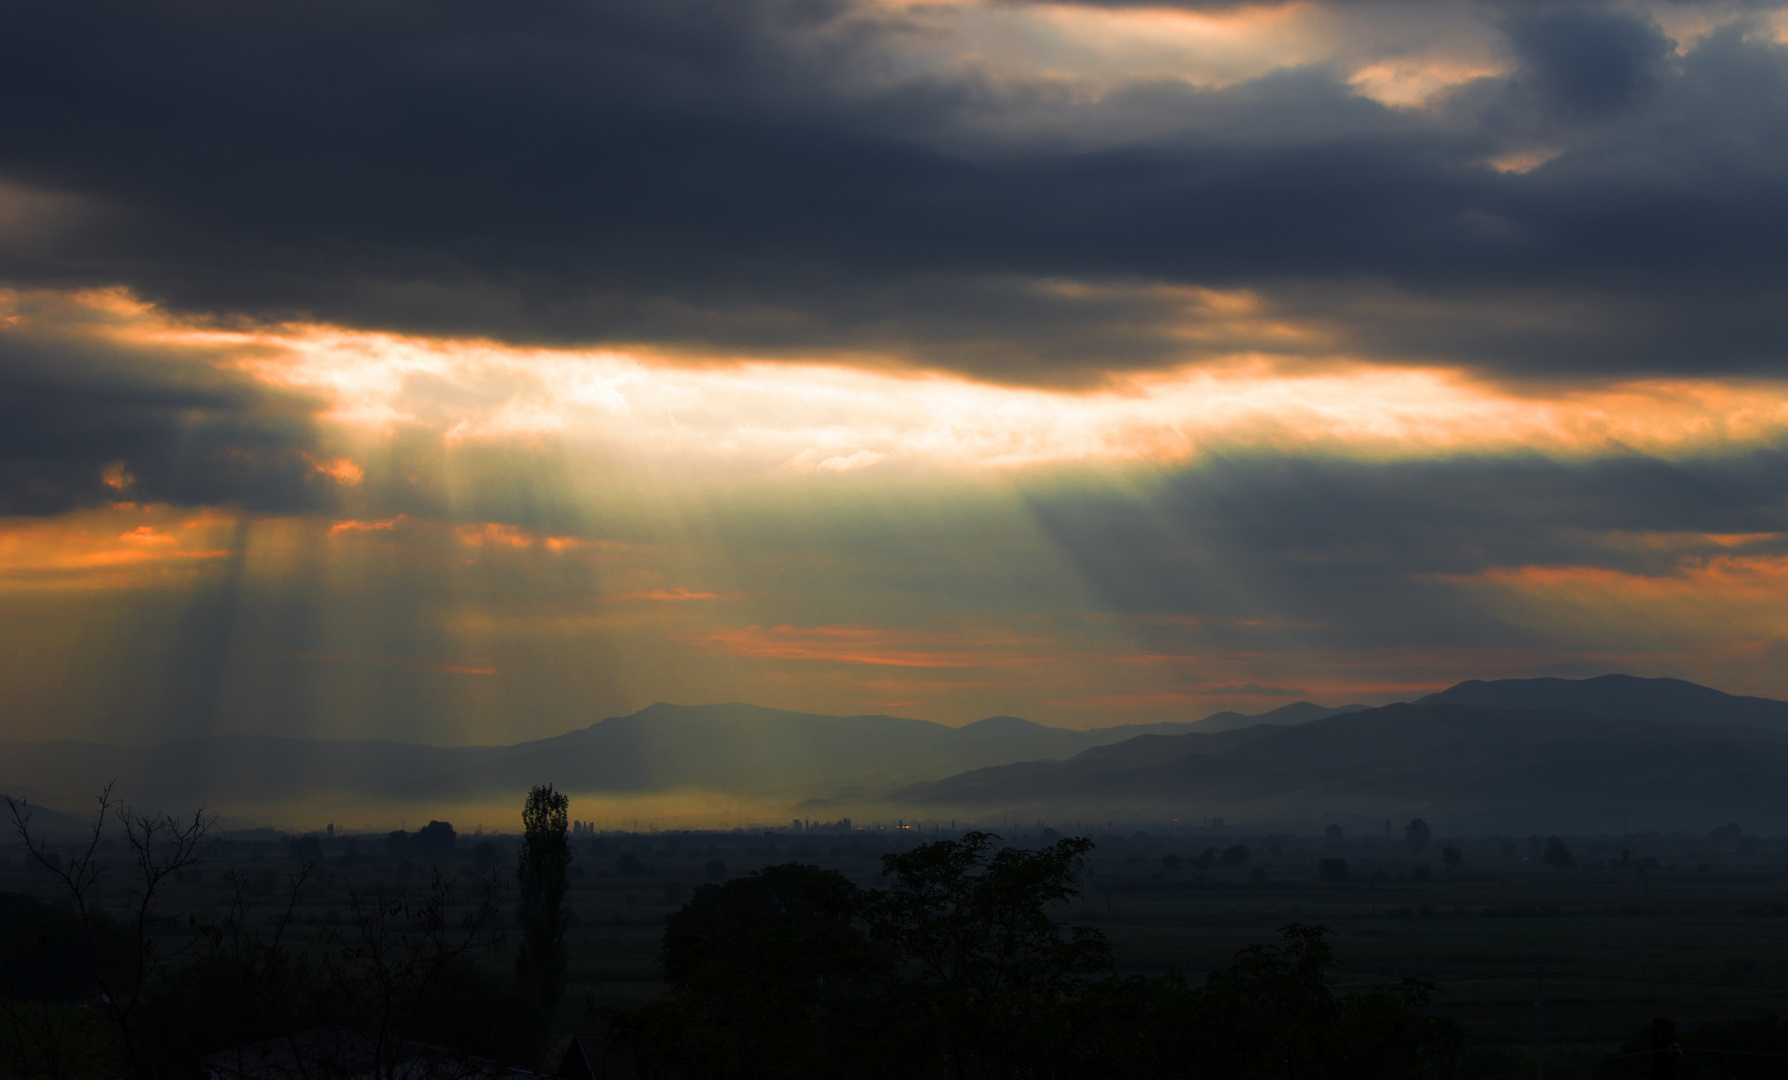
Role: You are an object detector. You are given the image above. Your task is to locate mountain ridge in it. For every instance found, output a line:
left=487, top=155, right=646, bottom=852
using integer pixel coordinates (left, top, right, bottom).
left=7, top=675, right=1783, bottom=828
left=888, top=687, right=1788, bottom=831
left=1417, top=674, right=1788, bottom=732
left=1186, top=700, right=1372, bottom=733
left=0, top=700, right=1332, bottom=813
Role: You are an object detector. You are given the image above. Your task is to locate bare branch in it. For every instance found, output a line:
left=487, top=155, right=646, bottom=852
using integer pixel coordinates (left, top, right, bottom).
left=270, top=856, right=319, bottom=952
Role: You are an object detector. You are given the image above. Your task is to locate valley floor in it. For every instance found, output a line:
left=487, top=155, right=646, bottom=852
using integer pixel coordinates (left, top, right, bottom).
left=6, top=831, right=1787, bottom=1076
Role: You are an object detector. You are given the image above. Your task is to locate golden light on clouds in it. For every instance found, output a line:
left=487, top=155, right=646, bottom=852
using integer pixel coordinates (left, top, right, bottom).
left=1345, top=55, right=1504, bottom=108
left=0, top=503, right=234, bottom=590
left=685, top=623, right=1056, bottom=669
left=100, top=461, right=134, bottom=490
left=16, top=287, right=1778, bottom=481
left=1432, top=531, right=1788, bottom=698
left=871, top=0, right=1508, bottom=109
left=3, top=286, right=1787, bottom=740
left=221, top=341, right=1788, bottom=472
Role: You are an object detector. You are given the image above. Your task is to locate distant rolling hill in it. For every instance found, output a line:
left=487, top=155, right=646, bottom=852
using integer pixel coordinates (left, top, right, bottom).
left=0, top=700, right=1346, bottom=816
left=14, top=678, right=1776, bottom=831
left=1187, top=700, right=1371, bottom=733
left=0, top=796, right=93, bottom=837
left=892, top=696, right=1788, bottom=832
left=1417, top=674, right=1788, bottom=733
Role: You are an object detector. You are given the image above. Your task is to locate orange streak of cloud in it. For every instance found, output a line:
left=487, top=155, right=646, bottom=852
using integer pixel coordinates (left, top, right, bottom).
left=300, top=453, right=365, bottom=485
left=687, top=624, right=1053, bottom=669
left=452, top=523, right=588, bottom=551
left=611, top=587, right=740, bottom=602
left=10, top=287, right=1788, bottom=477
left=1436, top=544, right=1788, bottom=664
left=456, top=523, right=536, bottom=548
left=330, top=516, right=406, bottom=535
left=0, top=505, right=235, bottom=590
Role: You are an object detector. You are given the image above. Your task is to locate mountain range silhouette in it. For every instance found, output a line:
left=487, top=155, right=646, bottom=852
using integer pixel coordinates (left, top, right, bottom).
left=5, top=675, right=1786, bottom=831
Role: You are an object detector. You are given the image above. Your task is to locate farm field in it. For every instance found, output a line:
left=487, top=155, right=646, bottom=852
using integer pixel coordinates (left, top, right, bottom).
left=6, top=826, right=1787, bottom=1076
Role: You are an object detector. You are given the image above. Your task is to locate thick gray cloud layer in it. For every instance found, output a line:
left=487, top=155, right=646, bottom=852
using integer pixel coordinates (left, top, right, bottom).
left=1027, top=450, right=1788, bottom=649
left=0, top=301, right=331, bottom=513
left=1, top=0, right=1785, bottom=380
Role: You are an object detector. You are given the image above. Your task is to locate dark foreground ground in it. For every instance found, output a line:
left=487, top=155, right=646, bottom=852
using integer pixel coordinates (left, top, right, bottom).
left=4, top=825, right=1785, bottom=1077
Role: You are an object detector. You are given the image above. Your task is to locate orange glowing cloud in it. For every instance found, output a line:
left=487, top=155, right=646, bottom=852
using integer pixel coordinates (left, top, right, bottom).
left=1435, top=538, right=1788, bottom=690
left=866, top=0, right=1507, bottom=119
left=170, top=331, right=1788, bottom=471
left=118, top=525, right=176, bottom=544
left=455, top=522, right=585, bottom=550
left=687, top=624, right=1055, bottom=669
left=456, top=523, right=535, bottom=548
left=1458, top=555, right=1788, bottom=616
left=9, top=287, right=1788, bottom=480
left=302, top=453, right=365, bottom=485
left=611, top=587, right=741, bottom=602
left=330, top=516, right=406, bottom=535
left=0, top=505, right=233, bottom=590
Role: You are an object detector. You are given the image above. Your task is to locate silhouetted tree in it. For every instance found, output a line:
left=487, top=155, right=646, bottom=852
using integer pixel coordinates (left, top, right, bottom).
left=1542, top=835, right=1576, bottom=871
left=411, top=820, right=457, bottom=861
left=1189, top=924, right=1462, bottom=1079
left=1318, top=858, right=1351, bottom=882
left=134, top=854, right=324, bottom=1074
left=867, top=832, right=1111, bottom=1078
left=652, top=863, right=879, bottom=1078
left=5, top=785, right=210, bottom=1078
left=515, top=785, right=571, bottom=1024
left=1405, top=818, right=1431, bottom=856
left=1218, top=844, right=1250, bottom=867
left=0, top=891, right=136, bottom=1079
left=1041, top=923, right=1464, bottom=1079
left=324, top=863, right=520, bottom=1067
left=623, top=839, right=1466, bottom=1080
left=1441, top=846, right=1463, bottom=875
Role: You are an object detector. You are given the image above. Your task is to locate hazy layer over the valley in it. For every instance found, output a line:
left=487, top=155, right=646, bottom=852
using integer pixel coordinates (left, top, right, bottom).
left=6, top=676, right=1787, bottom=833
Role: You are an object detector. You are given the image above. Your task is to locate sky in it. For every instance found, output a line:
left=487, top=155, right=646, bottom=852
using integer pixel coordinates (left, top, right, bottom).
left=3, top=0, right=1788, bottom=747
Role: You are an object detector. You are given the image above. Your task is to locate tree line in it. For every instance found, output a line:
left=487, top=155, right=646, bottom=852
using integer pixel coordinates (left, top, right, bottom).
left=13, top=789, right=1762, bottom=1079
left=2, top=784, right=574, bottom=1079
left=610, top=831, right=1463, bottom=1079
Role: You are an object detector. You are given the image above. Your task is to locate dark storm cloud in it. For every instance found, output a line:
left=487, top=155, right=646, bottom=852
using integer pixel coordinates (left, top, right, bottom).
left=1, top=0, right=1787, bottom=380
left=1503, top=7, right=1674, bottom=119
left=1025, top=451, right=1788, bottom=648
left=0, top=299, right=333, bottom=513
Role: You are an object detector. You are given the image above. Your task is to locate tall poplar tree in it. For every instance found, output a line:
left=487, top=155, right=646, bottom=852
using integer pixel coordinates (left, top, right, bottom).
left=515, top=784, right=571, bottom=1018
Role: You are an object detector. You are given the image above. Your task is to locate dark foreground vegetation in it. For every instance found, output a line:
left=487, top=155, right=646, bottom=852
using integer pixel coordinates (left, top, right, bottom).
left=613, top=836, right=1459, bottom=1078
left=7, top=795, right=1788, bottom=1079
